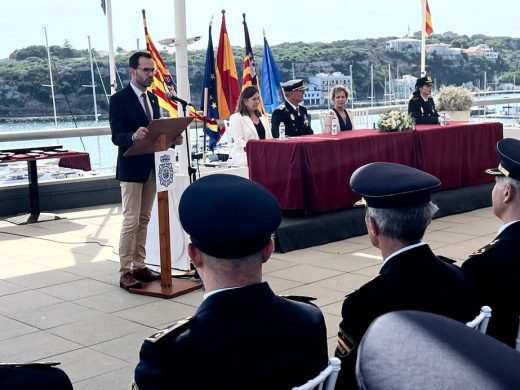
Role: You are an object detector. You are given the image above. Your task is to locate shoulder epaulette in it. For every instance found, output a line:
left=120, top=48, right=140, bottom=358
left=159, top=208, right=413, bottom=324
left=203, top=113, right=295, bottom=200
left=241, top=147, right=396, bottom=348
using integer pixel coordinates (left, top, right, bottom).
left=279, top=295, right=317, bottom=304
left=344, top=275, right=381, bottom=299
left=437, top=255, right=457, bottom=264
left=276, top=103, right=286, bottom=110
left=470, top=238, right=501, bottom=257
left=145, top=316, right=192, bottom=344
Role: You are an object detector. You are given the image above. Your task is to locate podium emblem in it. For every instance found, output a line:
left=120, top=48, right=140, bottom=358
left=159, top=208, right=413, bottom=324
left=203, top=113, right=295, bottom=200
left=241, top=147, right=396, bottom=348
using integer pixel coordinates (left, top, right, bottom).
left=158, top=154, right=174, bottom=188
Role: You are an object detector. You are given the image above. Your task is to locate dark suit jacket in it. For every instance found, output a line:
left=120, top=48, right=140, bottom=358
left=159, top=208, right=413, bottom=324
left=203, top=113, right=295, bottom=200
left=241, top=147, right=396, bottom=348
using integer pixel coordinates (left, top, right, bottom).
left=134, top=282, right=328, bottom=390
left=0, top=363, right=73, bottom=390
left=109, top=84, right=160, bottom=182
left=408, top=94, right=439, bottom=124
left=271, top=100, right=313, bottom=138
left=462, top=221, right=520, bottom=347
left=335, top=244, right=477, bottom=389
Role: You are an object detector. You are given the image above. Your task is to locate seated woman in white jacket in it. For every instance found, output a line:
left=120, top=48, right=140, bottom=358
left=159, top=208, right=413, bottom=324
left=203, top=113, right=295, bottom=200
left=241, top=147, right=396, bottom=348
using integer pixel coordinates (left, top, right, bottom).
left=323, top=85, right=354, bottom=133
left=228, top=86, right=272, bottom=166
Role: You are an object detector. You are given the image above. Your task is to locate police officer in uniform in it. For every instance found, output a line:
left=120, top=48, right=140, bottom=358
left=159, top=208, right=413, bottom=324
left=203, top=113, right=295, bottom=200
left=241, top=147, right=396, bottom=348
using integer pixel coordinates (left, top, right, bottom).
left=462, top=138, right=520, bottom=348
left=271, top=79, right=313, bottom=138
left=334, top=162, right=477, bottom=389
left=408, top=75, right=440, bottom=124
left=133, top=174, right=328, bottom=390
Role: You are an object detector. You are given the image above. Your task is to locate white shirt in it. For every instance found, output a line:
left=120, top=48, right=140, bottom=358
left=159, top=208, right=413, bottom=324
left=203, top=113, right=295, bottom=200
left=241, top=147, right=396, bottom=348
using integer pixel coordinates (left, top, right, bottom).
left=130, top=81, right=153, bottom=119
left=203, top=286, right=242, bottom=301
left=498, top=220, right=520, bottom=236
left=383, top=242, right=427, bottom=266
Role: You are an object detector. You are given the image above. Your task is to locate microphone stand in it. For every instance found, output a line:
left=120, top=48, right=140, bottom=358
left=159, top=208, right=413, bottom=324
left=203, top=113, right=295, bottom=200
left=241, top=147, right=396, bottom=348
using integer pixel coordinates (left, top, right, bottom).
left=178, top=100, right=197, bottom=184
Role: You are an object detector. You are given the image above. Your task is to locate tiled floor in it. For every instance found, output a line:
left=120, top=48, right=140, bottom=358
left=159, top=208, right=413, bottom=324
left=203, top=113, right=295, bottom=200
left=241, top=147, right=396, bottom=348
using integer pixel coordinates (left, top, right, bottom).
left=0, top=204, right=500, bottom=389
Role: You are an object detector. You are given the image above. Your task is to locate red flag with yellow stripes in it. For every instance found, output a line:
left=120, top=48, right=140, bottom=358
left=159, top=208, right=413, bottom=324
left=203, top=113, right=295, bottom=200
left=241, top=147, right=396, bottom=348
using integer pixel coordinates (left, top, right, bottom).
left=242, top=13, right=266, bottom=114
left=216, top=10, right=240, bottom=119
left=425, top=0, right=434, bottom=37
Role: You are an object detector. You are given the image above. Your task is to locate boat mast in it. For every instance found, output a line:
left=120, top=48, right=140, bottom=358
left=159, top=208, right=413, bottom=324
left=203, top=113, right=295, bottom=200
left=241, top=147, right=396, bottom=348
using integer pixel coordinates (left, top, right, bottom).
left=105, top=0, right=117, bottom=94
left=43, top=27, right=58, bottom=128
left=369, top=64, right=374, bottom=107
left=87, top=36, right=98, bottom=123
left=350, top=64, right=354, bottom=109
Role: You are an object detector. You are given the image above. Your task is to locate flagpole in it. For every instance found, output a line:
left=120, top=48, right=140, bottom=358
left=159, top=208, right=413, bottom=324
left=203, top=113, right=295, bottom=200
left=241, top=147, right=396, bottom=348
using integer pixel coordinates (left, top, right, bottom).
left=174, top=0, right=191, bottom=176
left=420, top=0, right=427, bottom=76
left=106, top=0, right=117, bottom=94
left=43, top=27, right=58, bottom=129
left=202, top=87, right=208, bottom=163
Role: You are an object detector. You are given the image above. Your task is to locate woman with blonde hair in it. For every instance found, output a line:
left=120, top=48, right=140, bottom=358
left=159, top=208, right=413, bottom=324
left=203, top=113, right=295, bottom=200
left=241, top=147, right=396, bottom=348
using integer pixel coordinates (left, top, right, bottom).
left=228, top=85, right=272, bottom=166
left=323, top=85, right=354, bottom=133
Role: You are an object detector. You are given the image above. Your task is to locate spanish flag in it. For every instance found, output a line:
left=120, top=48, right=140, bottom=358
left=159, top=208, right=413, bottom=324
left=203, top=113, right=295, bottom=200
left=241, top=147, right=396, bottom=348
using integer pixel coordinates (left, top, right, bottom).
left=216, top=10, right=240, bottom=119
left=425, top=0, right=434, bottom=37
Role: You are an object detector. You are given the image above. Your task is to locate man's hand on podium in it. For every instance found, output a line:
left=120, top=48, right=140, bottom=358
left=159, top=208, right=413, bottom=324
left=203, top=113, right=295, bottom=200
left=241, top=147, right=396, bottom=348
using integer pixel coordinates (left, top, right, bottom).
left=132, top=126, right=149, bottom=141
left=172, top=135, right=183, bottom=145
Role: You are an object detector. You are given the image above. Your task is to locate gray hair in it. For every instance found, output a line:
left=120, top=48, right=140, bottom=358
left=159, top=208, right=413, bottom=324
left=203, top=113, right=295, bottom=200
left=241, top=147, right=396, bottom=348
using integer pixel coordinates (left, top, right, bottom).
left=496, top=176, right=520, bottom=200
left=366, top=202, right=439, bottom=244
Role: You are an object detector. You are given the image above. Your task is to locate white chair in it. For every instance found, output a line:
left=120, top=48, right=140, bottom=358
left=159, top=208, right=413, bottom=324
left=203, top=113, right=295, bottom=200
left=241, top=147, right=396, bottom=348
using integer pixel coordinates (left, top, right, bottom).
left=292, top=357, right=341, bottom=390
left=466, top=305, right=492, bottom=334
left=351, top=109, right=369, bottom=128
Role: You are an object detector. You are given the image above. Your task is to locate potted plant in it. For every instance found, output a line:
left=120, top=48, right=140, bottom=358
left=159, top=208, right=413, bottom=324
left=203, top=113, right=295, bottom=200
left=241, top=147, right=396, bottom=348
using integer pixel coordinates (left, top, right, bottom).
left=435, top=85, right=474, bottom=122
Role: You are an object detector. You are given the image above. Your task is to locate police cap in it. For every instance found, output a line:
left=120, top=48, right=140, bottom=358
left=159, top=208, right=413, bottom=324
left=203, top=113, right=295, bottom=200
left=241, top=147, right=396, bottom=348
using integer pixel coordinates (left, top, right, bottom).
left=415, top=75, right=434, bottom=88
left=281, top=79, right=308, bottom=92
left=350, top=162, right=441, bottom=208
left=486, top=138, right=520, bottom=181
left=179, top=174, right=282, bottom=258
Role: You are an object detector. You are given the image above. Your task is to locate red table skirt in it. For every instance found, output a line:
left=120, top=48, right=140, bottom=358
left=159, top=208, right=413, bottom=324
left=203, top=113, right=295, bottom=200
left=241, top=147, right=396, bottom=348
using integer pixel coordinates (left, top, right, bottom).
left=247, top=122, right=503, bottom=213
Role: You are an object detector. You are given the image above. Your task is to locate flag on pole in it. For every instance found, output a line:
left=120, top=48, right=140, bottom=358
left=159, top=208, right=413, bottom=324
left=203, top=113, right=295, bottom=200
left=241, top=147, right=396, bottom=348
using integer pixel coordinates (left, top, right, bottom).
left=242, top=13, right=265, bottom=114
left=142, top=10, right=179, bottom=117
left=200, top=23, right=222, bottom=151
left=260, top=33, right=284, bottom=114
left=101, top=0, right=106, bottom=15
left=425, top=0, right=434, bottom=37
left=216, top=10, right=240, bottom=119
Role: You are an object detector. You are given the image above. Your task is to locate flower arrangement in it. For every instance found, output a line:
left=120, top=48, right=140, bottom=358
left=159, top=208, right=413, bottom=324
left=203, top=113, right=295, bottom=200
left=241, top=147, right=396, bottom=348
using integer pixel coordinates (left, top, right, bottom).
left=377, top=110, right=415, bottom=132
left=435, top=85, right=474, bottom=111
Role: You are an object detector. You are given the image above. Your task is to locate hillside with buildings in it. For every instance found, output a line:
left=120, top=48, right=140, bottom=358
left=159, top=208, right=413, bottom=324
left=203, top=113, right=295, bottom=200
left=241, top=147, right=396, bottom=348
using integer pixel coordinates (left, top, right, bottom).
left=0, top=32, right=519, bottom=118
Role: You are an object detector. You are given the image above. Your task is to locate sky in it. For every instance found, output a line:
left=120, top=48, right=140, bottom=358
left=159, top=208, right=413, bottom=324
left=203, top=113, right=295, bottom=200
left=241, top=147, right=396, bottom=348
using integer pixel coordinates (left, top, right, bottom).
left=1, top=0, right=518, bottom=59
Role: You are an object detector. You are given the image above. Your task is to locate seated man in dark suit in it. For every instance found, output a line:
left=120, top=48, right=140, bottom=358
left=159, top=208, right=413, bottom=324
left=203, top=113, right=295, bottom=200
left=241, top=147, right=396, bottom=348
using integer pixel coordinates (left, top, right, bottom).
left=134, top=174, right=328, bottom=390
left=462, top=138, right=520, bottom=348
left=334, top=162, right=477, bottom=389
left=271, top=79, right=313, bottom=138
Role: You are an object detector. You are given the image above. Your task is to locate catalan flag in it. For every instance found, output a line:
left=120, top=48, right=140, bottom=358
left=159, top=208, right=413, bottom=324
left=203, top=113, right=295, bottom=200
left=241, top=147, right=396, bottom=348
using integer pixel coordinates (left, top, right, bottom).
left=216, top=10, right=240, bottom=119
left=425, top=0, right=433, bottom=37
left=142, top=10, right=179, bottom=117
left=200, top=23, right=222, bottom=151
left=260, top=34, right=284, bottom=114
left=242, top=13, right=265, bottom=114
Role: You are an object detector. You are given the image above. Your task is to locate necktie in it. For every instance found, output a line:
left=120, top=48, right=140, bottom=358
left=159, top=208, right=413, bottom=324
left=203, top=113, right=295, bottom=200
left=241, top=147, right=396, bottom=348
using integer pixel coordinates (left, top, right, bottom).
left=141, top=92, right=152, bottom=121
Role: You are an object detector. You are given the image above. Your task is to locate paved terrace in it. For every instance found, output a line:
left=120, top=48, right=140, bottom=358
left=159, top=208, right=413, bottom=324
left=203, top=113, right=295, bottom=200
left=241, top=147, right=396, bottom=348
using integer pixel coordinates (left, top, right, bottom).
left=0, top=203, right=500, bottom=389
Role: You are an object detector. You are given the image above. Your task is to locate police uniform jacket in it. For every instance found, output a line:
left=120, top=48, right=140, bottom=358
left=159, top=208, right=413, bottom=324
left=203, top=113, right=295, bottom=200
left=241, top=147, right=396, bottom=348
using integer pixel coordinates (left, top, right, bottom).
left=271, top=100, right=313, bottom=138
left=462, top=221, right=520, bottom=347
left=335, top=244, right=477, bottom=389
left=134, top=282, right=328, bottom=390
left=408, top=93, right=439, bottom=124
left=109, top=84, right=160, bottom=182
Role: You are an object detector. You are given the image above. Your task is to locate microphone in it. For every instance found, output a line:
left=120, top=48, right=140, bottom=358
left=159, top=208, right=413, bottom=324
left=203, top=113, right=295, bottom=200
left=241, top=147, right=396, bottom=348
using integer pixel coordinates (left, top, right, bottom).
left=166, top=92, right=194, bottom=108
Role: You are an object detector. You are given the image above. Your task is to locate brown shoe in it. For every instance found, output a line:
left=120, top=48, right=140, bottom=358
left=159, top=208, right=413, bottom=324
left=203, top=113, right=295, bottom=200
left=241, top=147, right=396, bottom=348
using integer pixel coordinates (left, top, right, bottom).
left=120, top=272, right=143, bottom=290
left=132, top=267, right=161, bottom=282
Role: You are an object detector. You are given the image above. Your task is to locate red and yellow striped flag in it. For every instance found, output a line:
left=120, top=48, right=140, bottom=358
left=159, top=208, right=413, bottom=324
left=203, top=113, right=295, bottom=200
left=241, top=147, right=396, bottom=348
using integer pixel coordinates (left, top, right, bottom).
left=425, top=0, right=434, bottom=37
left=216, top=10, right=240, bottom=119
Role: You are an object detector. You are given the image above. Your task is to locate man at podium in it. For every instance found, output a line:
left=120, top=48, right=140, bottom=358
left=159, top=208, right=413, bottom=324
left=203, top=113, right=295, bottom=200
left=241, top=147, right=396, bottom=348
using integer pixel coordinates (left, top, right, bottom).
left=110, top=51, right=182, bottom=291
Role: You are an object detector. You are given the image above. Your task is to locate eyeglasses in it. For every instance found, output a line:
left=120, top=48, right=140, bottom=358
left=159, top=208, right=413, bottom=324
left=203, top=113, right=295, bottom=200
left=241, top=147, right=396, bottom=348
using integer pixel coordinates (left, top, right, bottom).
left=137, top=67, right=156, bottom=73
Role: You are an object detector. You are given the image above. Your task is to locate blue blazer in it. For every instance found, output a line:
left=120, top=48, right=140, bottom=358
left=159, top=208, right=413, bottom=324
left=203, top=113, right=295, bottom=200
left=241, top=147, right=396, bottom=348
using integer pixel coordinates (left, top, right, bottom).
left=109, top=84, right=161, bottom=182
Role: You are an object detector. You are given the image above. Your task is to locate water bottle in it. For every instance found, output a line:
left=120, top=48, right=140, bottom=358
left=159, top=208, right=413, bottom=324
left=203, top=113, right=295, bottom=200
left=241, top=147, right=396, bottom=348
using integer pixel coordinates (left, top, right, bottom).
left=279, top=122, right=286, bottom=140
left=331, top=119, right=339, bottom=135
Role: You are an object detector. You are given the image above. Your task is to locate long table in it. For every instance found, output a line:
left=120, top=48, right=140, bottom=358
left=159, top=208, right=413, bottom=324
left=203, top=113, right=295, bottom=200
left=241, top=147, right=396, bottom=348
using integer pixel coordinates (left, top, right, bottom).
left=246, top=122, right=503, bottom=213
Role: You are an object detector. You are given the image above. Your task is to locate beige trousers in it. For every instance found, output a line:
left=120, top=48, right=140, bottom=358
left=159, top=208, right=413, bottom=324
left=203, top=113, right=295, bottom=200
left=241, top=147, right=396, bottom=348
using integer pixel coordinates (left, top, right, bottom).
left=119, top=173, right=156, bottom=274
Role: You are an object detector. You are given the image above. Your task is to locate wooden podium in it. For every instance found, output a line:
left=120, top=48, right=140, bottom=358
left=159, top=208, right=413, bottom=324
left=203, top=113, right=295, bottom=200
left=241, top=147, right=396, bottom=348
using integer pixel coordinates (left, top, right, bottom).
left=124, top=117, right=203, bottom=298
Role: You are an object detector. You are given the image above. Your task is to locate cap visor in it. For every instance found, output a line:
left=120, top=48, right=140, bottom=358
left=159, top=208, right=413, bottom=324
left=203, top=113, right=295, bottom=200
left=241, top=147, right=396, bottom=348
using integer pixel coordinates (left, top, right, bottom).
left=485, top=167, right=503, bottom=176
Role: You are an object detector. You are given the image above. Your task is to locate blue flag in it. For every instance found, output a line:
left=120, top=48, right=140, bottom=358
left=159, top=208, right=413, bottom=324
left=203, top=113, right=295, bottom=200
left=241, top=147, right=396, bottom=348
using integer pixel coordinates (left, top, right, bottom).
left=101, top=0, right=106, bottom=15
left=260, top=36, right=284, bottom=114
left=200, top=24, right=221, bottom=151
